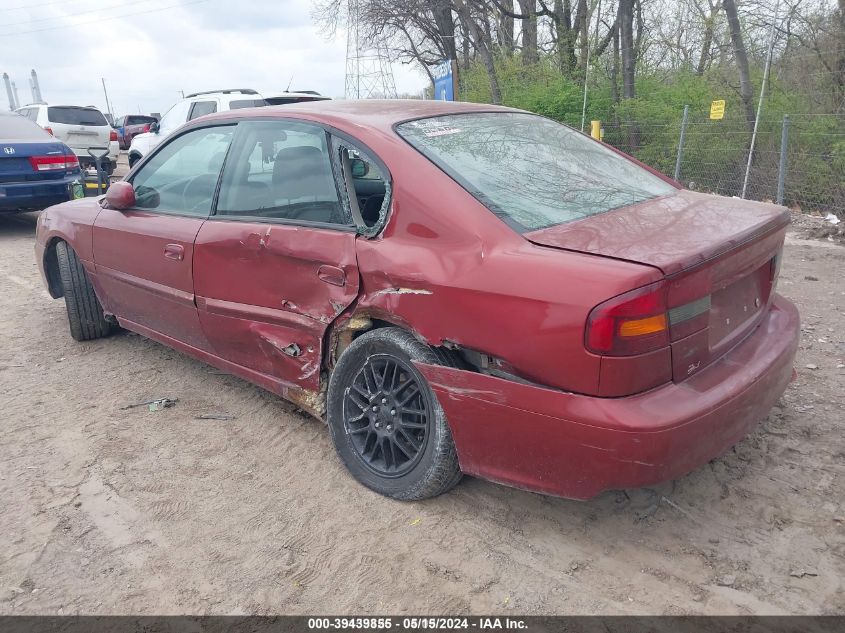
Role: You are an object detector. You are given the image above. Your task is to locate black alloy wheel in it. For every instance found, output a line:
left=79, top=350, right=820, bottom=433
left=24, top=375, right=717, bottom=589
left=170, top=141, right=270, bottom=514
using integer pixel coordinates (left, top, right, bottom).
left=343, top=354, right=430, bottom=477
left=326, top=327, right=463, bottom=500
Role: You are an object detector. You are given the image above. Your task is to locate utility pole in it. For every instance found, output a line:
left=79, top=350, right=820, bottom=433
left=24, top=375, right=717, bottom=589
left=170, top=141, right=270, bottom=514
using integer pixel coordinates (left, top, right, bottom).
left=101, top=78, right=114, bottom=122
left=742, top=0, right=780, bottom=199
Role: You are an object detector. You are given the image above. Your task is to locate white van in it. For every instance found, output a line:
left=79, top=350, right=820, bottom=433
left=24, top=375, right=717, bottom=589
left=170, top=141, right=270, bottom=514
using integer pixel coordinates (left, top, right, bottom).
left=16, top=103, right=119, bottom=174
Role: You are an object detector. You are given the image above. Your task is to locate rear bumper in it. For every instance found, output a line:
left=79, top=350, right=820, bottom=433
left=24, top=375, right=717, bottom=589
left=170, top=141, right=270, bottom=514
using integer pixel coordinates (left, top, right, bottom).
left=415, top=295, right=800, bottom=500
left=0, top=175, right=78, bottom=211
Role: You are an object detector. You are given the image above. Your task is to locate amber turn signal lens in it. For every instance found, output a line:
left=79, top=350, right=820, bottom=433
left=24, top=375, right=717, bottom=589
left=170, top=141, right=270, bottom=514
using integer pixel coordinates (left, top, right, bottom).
left=618, top=314, right=668, bottom=338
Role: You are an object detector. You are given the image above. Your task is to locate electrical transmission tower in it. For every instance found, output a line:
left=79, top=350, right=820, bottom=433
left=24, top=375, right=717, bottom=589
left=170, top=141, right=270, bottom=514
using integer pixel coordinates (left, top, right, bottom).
left=344, top=0, right=397, bottom=99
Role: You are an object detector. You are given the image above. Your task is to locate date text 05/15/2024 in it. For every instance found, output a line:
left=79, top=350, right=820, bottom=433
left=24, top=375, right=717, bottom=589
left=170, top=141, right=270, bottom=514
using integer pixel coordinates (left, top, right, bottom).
left=306, top=617, right=528, bottom=630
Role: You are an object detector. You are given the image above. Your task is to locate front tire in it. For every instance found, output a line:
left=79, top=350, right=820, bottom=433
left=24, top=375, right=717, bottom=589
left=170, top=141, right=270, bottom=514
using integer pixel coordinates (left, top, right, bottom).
left=327, top=327, right=463, bottom=500
left=55, top=241, right=113, bottom=342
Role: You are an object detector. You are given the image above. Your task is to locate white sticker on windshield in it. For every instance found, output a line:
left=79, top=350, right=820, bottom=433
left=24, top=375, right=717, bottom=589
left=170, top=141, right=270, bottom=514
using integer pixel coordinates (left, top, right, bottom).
left=425, top=128, right=462, bottom=137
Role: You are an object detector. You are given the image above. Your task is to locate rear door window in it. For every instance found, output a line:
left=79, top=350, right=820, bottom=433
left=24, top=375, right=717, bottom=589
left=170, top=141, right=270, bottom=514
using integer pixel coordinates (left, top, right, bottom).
left=215, top=120, right=346, bottom=225
left=188, top=101, right=217, bottom=120
left=47, top=107, right=108, bottom=126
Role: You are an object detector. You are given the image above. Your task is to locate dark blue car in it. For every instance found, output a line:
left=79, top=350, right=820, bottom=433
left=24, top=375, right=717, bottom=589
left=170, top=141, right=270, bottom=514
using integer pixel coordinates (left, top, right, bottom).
left=0, top=110, right=81, bottom=213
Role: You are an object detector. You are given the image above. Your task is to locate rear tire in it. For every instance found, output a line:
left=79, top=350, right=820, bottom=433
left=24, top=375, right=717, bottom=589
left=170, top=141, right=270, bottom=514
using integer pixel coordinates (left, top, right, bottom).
left=55, top=241, right=113, bottom=342
left=327, top=327, right=463, bottom=500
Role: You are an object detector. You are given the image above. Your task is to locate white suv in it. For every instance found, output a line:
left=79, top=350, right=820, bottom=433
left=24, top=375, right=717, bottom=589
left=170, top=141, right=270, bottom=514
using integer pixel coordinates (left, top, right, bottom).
left=16, top=103, right=119, bottom=174
left=127, top=88, right=266, bottom=167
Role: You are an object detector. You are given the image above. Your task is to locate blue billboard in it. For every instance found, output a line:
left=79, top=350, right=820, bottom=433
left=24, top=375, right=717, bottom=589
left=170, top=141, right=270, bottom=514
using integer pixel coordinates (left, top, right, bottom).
left=433, top=60, right=455, bottom=101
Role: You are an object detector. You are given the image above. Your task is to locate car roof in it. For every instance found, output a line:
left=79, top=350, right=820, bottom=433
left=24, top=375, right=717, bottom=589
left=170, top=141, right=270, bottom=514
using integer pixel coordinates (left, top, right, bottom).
left=201, top=99, right=520, bottom=134
left=24, top=104, right=106, bottom=111
left=185, top=88, right=260, bottom=98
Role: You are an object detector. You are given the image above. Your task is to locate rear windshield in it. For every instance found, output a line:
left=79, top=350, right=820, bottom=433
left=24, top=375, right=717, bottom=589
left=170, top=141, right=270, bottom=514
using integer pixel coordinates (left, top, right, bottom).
left=0, top=113, right=50, bottom=140
left=396, top=112, right=676, bottom=232
left=126, top=115, right=157, bottom=125
left=230, top=99, right=268, bottom=109
left=47, top=106, right=108, bottom=126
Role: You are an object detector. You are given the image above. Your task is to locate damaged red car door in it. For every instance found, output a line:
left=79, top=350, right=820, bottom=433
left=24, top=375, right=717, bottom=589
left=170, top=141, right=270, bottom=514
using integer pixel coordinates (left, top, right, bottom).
left=192, top=120, right=359, bottom=392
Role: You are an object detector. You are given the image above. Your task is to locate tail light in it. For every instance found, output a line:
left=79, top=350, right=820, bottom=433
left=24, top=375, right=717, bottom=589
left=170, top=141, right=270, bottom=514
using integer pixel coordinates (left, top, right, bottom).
left=586, top=280, right=711, bottom=356
left=43, top=126, right=54, bottom=136
left=142, top=124, right=151, bottom=133
left=29, top=154, right=79, bottom=171
left=110, top=129, right=118, bottom=142
left=586, top=281, right=669, bottom=355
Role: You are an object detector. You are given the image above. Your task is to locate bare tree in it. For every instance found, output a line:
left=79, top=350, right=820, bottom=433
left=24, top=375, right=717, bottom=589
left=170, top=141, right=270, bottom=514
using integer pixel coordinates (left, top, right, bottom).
left=723, top=0, right=757, bottom=124
left=619, top=0, right=637, bottom=98
left=697, top=0, right=724, bottom=74
left=454, top=0, right=504, bottom=102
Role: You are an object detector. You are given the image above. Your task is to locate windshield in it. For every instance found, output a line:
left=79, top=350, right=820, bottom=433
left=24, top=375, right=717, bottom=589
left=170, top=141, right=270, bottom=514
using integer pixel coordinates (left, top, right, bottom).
left=48, top=106, right=108, bottom=126
left=396, top=112, right=676, bottom=232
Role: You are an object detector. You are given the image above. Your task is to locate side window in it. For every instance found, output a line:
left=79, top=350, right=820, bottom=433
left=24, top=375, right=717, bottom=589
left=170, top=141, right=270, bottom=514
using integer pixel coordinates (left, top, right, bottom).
left=158, top=100, right=191, bottom=133
left=130, top=125, right=234, bottom=216
left=332, top=137, right=391, bottom=235
left=215, top=120, right=345, bottom=225
left=188, top=101, right=217, bottom=121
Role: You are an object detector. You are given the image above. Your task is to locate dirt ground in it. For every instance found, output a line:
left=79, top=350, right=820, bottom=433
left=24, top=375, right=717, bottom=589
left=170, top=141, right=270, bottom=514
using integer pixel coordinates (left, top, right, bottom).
left=1, top=202, right=843, bottom=615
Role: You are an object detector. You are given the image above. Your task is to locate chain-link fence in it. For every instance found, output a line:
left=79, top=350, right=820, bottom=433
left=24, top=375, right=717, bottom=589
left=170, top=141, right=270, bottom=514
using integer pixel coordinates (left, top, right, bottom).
left=602, top=110, right=845, bottom=217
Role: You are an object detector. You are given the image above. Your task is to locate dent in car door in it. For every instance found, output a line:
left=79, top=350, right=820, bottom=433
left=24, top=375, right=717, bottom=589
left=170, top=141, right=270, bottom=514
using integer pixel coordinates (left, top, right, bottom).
left=193, top=222, right=359, bottom=391
left=93, top=125, right=234, bottom=350
left=192, top=119, right=360, bottom=391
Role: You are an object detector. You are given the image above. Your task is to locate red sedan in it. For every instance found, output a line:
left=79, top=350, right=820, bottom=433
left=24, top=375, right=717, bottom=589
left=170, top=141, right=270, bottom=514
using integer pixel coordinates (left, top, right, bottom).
left=34, top=100, right=799, bottom=500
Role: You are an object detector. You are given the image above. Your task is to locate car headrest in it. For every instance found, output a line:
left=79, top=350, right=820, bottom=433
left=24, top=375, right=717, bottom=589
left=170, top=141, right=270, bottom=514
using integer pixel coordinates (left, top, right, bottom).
left=272, top=146, right=336, bottom=201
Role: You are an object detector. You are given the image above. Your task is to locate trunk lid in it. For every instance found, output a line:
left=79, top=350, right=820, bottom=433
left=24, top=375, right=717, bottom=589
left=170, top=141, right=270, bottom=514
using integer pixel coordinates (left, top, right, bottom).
left=525, top=190, right=788, bottom=275
left=527, top=190, right=789, bottom=381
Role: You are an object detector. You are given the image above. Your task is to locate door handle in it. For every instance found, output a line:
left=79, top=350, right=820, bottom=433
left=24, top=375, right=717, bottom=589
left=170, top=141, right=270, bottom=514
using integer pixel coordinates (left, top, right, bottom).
left=164, top=243, right=184, bottom=261
left=317, top=265, right=346, bottom=287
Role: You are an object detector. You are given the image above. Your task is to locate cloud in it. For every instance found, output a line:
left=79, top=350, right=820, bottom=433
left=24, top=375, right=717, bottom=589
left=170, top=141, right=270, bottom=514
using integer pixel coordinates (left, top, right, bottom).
left=1, top=0, right=428, bottom=117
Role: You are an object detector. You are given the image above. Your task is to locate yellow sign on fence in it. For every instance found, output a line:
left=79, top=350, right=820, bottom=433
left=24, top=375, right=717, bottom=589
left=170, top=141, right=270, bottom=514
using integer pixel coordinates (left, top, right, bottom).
left=710, top=100, right=726, bottom=120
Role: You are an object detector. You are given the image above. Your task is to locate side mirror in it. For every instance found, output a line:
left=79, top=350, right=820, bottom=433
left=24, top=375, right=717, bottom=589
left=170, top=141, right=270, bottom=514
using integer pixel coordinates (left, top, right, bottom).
left=149, top=120, right=160, bottom=134
left=349, top=157, right=369, bottom=178
left=104, top=181, right=136, bottom=210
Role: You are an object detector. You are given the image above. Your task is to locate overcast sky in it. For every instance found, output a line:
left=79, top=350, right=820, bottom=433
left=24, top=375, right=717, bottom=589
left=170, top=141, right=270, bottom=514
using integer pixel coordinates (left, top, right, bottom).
left=1, top=0, right=428, bottom=117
